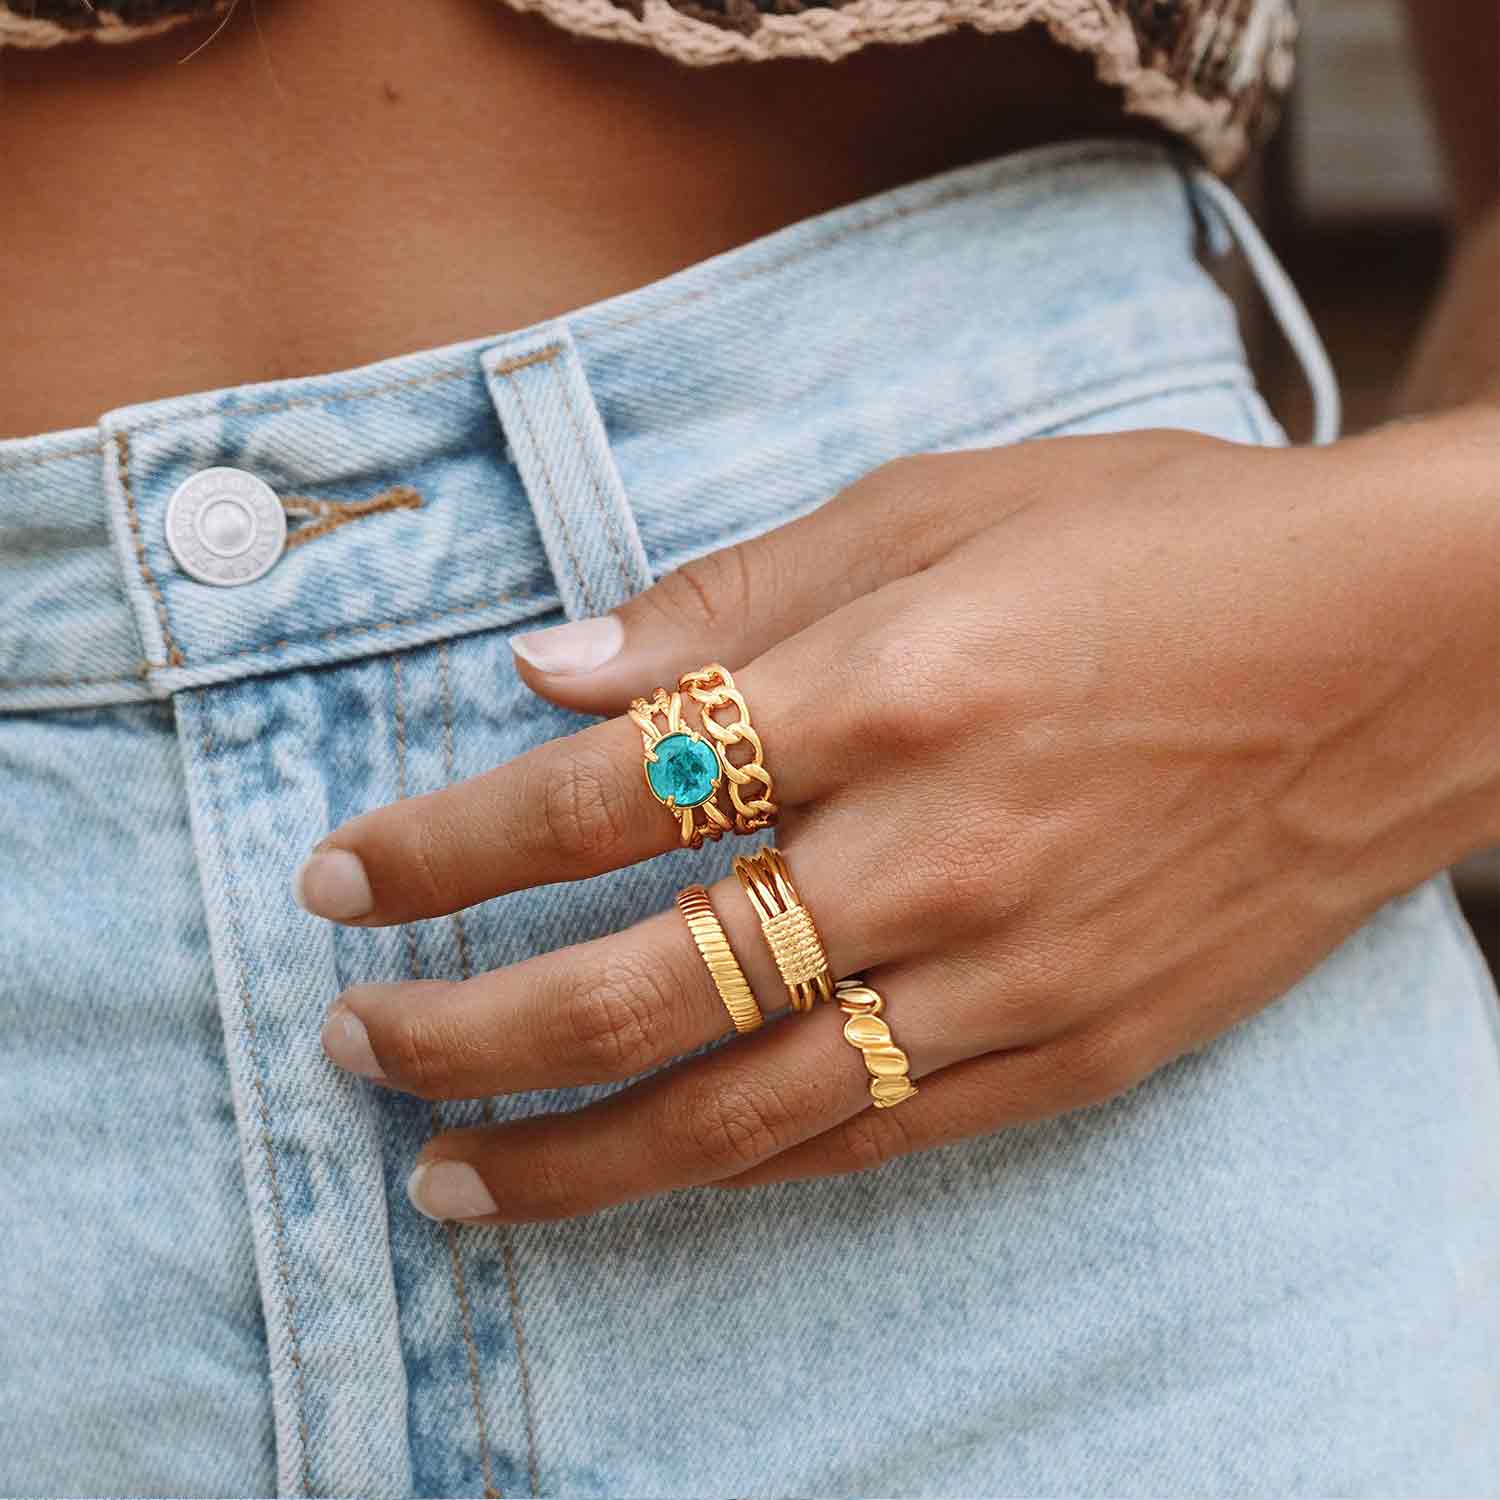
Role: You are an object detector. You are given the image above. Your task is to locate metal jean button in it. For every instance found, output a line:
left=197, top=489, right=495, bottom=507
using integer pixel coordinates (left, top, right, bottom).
left=164, top=466, right=287, bottom=586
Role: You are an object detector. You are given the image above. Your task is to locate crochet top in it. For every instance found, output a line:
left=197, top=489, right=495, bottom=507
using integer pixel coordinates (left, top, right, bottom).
left=1, top=0, right=1295, bottom=174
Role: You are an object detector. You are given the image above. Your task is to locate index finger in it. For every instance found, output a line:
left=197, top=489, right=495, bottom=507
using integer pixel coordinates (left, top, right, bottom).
left=291, top=649, right=835, bottom=926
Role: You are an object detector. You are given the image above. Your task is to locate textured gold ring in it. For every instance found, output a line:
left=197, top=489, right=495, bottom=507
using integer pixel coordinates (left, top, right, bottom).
left=676, top=885, right=763, bottom=1034
left=678, top=662, right=778, bottom=835
left=732, top=845, right=833, bottom=1012
left=628, top=687, right=732, bottom=850
left=835, top=978, right=919, bottom=1109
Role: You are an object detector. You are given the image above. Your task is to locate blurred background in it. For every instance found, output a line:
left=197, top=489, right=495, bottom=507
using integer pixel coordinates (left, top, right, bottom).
left=1233, top=0, right=1499, bottom=975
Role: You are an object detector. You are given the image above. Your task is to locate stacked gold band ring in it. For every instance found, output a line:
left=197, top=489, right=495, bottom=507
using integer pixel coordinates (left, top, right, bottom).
left=732, top=845, right=833, bottom=1012
left=676, top=857, right=917, bottom=1111
left=834, top=978, right=918, bottom=1108
left=631, top=663, right=777, bottom=847
left=676, top=885, right=764, bottom=1034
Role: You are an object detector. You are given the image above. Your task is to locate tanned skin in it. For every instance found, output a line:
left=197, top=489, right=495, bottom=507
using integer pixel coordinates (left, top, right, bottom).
left=0, top=0, right=1158, bottom=438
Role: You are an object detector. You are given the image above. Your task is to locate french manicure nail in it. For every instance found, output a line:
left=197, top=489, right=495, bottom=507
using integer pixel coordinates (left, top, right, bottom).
left=510, top=614, right=623, bottom=676
left=320, top=1002, right=385, bottom=1080
left=407, top=1160, right=498, bottom=1221
left=293, top=847, right=373, bottom=920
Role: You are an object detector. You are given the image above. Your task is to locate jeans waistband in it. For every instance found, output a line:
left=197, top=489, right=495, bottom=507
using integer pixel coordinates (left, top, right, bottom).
left=0, top=138, right=1255, bottom=714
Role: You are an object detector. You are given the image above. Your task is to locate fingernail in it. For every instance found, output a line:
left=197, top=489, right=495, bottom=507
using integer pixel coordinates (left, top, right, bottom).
left=293, top=847, right=372, bottom=920
left=320, top=1002, right=385, bottom=1080
left=407, top=1160, right=498, bottom=1221
left=510, top=614, right=623, bottom=676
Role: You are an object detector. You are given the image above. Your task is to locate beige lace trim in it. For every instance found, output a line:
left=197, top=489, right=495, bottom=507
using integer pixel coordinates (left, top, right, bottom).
left=503, top=0, right=1295, bottom=172
left=1, top=0, right=1294, bottom=174
left=0, top=7, right=221, bottom=47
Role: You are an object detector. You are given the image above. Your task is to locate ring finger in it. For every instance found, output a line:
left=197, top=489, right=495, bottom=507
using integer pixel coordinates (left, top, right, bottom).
left=292, top=613, right=867, bottom=928
left=400, top=952, right=950, bottom=1223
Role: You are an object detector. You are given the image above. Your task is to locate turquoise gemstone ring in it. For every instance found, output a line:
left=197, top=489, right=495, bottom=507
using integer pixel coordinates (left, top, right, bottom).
left=628, top=687, right=732, bottom=849
left=645, top=731, right=720, bottom=809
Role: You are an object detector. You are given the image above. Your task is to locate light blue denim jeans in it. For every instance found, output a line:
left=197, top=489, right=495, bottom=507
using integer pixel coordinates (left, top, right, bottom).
left=2, top=139, right=1498, bottom=1499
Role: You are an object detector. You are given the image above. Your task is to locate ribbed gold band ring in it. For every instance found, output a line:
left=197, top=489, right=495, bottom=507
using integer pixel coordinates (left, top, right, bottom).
left=732, top=845, right=833, bottom=1012
left=676, top=885, right=764, bottom=1034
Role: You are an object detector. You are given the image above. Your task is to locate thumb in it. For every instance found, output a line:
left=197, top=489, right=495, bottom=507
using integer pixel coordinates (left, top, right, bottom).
left=509, top=446, right=1003, bottom=715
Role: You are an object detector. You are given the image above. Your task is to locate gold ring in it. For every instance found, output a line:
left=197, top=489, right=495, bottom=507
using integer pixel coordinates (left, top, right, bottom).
left=834, top=978, right=918, bottom=1109
left=678, top=662, right=778, bottom=835
left=628, top=686, right=732, bottom=849
left=732, top=845, right=833, bottom=1012
left=676, top=885, right=763, bottom=1034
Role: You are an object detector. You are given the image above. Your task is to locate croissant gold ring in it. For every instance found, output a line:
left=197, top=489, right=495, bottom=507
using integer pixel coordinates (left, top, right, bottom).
left=835, top=978, right=918, bottom=1109
left=628, top=686, right=732, bottom=849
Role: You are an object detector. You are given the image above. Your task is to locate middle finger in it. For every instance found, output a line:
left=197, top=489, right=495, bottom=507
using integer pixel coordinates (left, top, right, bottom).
left=324, top=826, right=918, bottom=1099
left=293, top=637, right=849, bottom=927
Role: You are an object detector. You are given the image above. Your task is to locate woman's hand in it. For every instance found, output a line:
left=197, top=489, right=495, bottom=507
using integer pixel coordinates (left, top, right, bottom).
left=295, top=417, right=1500, bottom=1223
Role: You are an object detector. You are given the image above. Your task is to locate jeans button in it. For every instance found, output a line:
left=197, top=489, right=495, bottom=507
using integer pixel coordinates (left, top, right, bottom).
left=164, top=466, right=287, bottom=586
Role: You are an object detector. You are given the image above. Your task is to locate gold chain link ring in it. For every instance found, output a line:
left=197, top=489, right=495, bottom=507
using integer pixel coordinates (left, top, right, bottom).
left=676, top=885, right=764, bottom=1035
left=677, top=662, right=778, bottom=835
left=732, top=845, right=833, bottom=1011
left=834, top=978, right=919, bottom=1109
left=628, top=687, right=732, bottom=850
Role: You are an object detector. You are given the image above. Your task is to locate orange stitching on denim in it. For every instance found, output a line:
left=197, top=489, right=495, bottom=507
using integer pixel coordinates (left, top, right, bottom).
left=0, top=441, right=102, bottom=473
left=0, top=664, right=150, bottom=690
left=502, top=1245, right=542, bottom=1497
left=402, top=649, right=502, bottom=1499
left=198, top=710, right=313, bottom=1496
left=195, top=593, right=516, bottom=665
left=435, top=640, right=503, bottom=1499
left=438, top=643, right=477, bottom=992
left=392, top=655, right=423, bottom=982
left=114, top=431, right=185, bottom=667
left=124, top=366, right=473, bottom=438
left=281, top=485, right=422, bottom=551
left=439, top=640, right=541, bottom=1497
left=0, top=594, right=521, bottom=690
left=452, top=905, right=475, bottom=1004
left=493, top=351, right=599, bottom=618
left=489, top=346, right=561, bottom=378
left=445, top=1224, right=500, bottom=1499
left=555, top=370, right=635, bottom=597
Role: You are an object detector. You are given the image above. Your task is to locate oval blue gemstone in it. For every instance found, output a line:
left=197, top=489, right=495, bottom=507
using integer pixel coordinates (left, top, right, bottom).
left=646, top=732, right=719, bottom=808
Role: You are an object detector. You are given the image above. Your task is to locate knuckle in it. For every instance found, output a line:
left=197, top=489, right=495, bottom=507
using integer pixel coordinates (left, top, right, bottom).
left=398, top=808, right=453, bottom=913
left=563, top=952, right=666, bottom=1080
left=843, top=627, right=938, bottom=751
left=971, top=931, right=1091, bottom=1041
left=536, top=740, right=633, bottom=864
left=522, top=1145, right=587, bottom=1221
left=383, top=1015, right=453, bottom=1099
left=652, top=543, right=756, bottom=636
left=1048, top=1025, right=1145, bottom=1110
left=832, top=1105, right=912, bottom=1175
left=684, top=1076, right=800, bottom=1176
left=897, top=821, right=1014, bottom=923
